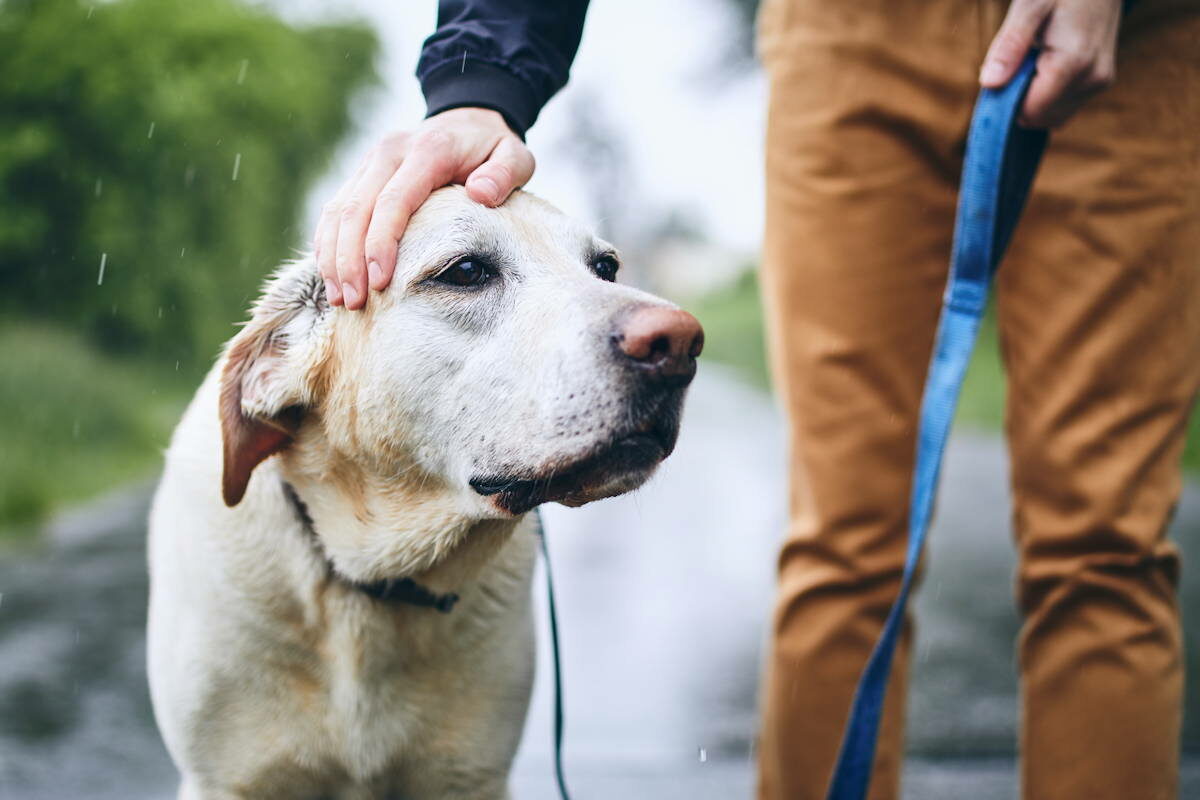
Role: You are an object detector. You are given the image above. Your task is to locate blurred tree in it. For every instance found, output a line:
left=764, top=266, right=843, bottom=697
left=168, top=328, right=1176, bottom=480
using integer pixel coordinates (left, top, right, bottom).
left=0, top=0, right=377, bottom=368
left=711, top=0, right=759, bottom=72
left=555, top=91, right=635, bottom=245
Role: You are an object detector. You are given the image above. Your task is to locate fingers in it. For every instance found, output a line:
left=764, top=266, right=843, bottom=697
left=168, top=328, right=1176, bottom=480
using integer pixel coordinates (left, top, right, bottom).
left=465, top=137, right=536, bottom=207
left=309, top=153, right=369, bottom=307
left=363, top=130, right=461, bottom=292
left=981, top=0, right=1120, bottom=128
left=1019, top=47, right=1112, bottom=128
left=332, top=138, right=411, bottom=310
left=315, top=200, right=344, bottom=306
left=1020, top=50, right=1084, bottom=128
left=1019, top=0, right=1119, bottom=128
left=980, top=0, right=1048, bottom=87
left=314, top=156, right=369, bottom=306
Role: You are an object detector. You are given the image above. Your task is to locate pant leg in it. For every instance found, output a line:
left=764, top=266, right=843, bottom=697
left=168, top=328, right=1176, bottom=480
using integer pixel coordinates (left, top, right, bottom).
left=996, top=3, right=1200, bottom=798
left=754, top=2, right=983, bottom=797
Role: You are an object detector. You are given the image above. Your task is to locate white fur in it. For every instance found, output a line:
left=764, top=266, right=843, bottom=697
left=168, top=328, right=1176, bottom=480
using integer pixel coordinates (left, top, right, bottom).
left=147, top=188, right=691, bottom=799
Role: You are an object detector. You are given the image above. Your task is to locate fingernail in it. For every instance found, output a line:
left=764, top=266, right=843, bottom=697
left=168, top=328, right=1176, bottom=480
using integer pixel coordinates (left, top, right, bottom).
left=367, top=260, right=383, bottom=288
left=980, top=60, right=1006, bottom=85
left=342, top=282, right=359, bottom=308
left=324, top=279, right=341, bottom=304
left=473, top=176, right=499, bottom=204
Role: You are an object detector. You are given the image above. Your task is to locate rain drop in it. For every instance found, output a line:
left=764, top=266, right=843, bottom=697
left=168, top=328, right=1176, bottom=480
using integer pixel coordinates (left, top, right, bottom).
left=147, top=121, right=156, bottom=139
left=96, top=252, right=107, bottom=285
left=232, top=153, right=241, bottom=181
left=237, top=59, right=249, bottom=85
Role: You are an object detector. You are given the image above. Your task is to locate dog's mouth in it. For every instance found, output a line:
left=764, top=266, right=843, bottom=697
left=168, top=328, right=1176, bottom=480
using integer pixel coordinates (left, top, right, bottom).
left=470, top=415, right=679, bottom=516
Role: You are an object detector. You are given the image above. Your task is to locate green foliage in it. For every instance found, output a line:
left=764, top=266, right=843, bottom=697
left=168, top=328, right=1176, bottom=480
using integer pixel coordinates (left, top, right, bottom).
left=0, top=0, right=376, bottom=530
left=0, top=0, right=378, bottom=368
left=0, top=322, right=191, bottom=532
left=685, top=267, right=771, bottom=390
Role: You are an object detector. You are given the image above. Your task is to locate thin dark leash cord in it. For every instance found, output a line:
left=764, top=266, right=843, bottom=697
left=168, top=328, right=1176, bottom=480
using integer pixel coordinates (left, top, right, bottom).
left=537, top=517, right=574, bottom=800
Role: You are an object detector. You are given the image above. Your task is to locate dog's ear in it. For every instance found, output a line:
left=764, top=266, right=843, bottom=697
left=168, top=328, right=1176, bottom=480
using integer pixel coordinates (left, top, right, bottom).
left=220, top=263, right=329, bottom=507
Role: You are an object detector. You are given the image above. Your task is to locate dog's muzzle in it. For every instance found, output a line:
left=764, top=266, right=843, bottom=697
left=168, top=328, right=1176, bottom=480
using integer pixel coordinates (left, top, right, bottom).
left=470, top=304, right=702, bottom=515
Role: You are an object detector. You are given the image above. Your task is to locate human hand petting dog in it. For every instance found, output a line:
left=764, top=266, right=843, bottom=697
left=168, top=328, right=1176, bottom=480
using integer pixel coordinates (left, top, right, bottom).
left=980, top=0, right=1123, bottom=129
left=314, top=107, right=534, bottom=310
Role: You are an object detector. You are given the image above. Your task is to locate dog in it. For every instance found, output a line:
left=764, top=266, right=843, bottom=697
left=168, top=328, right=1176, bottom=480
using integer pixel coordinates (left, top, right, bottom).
left=146, top=186, right=703, bottom=800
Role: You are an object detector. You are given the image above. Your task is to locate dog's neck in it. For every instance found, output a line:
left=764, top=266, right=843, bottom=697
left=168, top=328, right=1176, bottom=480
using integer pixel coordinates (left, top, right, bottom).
left=280, top=481, right=462, bottom=612
left=276, top=438, right=520, bottom=601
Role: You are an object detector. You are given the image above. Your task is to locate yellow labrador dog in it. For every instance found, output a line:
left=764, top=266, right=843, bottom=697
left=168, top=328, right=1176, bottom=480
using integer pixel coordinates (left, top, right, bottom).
left=147, top=187, right=703, bottom=800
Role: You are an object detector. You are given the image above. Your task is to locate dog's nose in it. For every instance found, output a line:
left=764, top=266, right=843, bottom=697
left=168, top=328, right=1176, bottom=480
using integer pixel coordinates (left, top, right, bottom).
left=613, top=306, right=704, bottom=385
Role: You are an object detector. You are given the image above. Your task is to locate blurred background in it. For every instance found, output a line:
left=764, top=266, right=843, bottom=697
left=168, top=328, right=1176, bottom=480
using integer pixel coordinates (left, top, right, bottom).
left=0, top=0, right=1197, bottom=798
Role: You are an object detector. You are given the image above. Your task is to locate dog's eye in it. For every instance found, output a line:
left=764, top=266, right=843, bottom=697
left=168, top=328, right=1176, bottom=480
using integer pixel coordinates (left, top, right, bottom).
left=592, top=254, right=619, bottom=282
left=435, top=258, right=494, bottom=288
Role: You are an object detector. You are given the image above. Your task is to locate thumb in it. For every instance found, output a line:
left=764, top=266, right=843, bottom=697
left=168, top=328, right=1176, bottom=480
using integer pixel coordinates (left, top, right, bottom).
left=980, top=0, right=1046, bottom=87
left=465, top=137, right=536, bottom=207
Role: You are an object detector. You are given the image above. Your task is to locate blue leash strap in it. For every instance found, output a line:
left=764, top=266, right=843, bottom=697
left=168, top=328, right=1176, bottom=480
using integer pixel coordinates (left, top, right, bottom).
left=823, top=52, right=1047, bottom=800
left=536, top=514, right=575, bottom=800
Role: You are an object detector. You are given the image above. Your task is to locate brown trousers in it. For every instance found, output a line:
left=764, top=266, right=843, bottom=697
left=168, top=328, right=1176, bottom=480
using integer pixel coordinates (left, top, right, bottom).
left=755, top=1, right=1200, bottom=799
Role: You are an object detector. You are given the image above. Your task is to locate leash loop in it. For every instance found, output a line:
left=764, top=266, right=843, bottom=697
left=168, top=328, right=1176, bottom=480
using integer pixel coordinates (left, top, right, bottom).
left=823, top=51, right=1047, bottom=800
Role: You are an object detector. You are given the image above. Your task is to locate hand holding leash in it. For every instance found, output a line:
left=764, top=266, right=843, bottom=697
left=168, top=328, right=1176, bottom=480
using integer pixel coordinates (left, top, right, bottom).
left=980, top=0, right=1123, bottom=128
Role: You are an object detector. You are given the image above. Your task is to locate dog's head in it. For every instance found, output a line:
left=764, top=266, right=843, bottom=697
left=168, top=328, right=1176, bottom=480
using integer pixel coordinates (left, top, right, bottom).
left=220, top=187, right=702, bottom=520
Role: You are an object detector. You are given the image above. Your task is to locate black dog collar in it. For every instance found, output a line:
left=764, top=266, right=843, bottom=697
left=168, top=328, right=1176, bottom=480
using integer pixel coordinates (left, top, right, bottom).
left=280, top=481, right=459, bottom=613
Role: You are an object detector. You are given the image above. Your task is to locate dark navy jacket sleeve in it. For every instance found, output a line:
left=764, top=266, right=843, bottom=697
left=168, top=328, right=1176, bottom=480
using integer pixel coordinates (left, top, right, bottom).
left=417, top=0, right=590, bottom=137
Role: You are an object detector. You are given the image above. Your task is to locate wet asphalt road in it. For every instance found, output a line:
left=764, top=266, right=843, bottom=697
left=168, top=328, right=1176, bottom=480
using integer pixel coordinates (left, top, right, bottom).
left=1, top=367, right=1198, bottom=799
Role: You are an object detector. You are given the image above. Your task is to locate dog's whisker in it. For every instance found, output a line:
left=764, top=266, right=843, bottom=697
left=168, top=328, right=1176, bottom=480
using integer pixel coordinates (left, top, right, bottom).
left=383, top=464, right=418, bottom=482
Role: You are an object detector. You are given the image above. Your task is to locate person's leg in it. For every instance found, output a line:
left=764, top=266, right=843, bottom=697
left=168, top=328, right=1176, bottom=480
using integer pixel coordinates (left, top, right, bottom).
left=755, top=2, right=984, bottom=797
left=996, top=4, right=1200, bottom=798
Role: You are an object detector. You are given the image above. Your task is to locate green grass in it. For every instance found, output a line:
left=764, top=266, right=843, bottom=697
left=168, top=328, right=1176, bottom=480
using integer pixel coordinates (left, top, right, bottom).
left=684, top=269, right=1200, bottom=473
left=685, top=269, right=770, bottom=390
left=0, top=322, right=195, bottom=536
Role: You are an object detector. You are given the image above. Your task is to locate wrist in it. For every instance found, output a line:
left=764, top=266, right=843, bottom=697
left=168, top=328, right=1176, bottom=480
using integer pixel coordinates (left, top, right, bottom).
left=433, top=107, right=512, bottom=132
left=422, top=61, right=539, bottom=138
